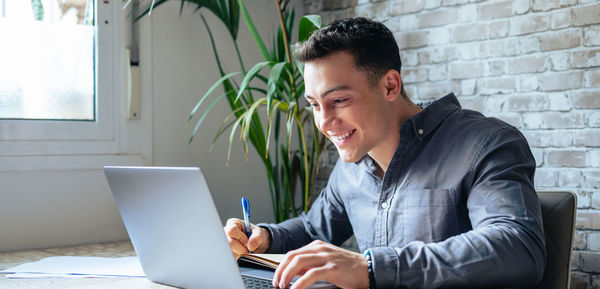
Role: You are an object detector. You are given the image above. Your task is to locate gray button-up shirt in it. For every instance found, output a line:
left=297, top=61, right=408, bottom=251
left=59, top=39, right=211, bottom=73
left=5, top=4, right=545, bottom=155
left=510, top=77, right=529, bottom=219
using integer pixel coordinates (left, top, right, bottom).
left=260, top=93, right=546, bottom=288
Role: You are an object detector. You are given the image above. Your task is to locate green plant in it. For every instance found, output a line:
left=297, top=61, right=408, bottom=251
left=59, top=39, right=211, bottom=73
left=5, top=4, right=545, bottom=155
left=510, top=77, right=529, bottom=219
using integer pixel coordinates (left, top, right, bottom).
left=137, top=0, right=325, bottom=222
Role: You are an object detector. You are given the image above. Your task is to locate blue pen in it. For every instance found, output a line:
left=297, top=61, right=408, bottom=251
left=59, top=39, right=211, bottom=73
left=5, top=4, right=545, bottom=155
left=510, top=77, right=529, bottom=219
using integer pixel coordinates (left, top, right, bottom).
left=241, top=197, right=251, bottom=238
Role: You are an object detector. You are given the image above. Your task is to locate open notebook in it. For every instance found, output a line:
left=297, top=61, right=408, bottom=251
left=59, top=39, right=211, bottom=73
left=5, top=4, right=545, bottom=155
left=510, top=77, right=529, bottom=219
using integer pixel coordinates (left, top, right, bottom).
left=237, top=254, right=285, bottom=270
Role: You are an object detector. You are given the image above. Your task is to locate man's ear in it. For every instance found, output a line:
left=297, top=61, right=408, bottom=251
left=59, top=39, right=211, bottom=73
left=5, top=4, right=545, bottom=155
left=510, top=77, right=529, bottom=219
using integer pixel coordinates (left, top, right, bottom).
left=382, top=70, right=402, bottom=102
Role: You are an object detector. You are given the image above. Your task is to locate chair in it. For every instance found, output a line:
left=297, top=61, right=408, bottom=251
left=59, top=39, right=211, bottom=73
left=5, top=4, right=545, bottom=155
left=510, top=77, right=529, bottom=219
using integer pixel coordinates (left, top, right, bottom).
left=532, top=191, right=577, bottom=289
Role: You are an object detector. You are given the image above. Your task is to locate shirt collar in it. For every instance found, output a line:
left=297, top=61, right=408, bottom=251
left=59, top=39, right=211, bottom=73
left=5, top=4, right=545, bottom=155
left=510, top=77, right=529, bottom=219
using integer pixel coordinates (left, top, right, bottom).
left=406, top=92, right=461, bottom=141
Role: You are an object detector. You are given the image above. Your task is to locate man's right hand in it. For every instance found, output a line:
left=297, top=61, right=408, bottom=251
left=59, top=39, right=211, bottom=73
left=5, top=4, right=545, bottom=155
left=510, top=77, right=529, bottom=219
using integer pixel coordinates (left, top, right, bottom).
left=224, top=218, right=271, bottom=259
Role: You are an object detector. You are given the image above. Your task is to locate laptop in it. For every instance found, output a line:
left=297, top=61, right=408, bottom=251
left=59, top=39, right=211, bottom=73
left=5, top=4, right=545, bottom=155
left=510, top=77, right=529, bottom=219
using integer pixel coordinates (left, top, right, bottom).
left=104, top=166, right=336, bottom=289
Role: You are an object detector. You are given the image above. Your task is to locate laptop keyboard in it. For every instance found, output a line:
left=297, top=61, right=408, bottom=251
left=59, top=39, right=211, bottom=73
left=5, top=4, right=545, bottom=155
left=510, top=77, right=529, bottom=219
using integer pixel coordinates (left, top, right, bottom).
left=242, top=275, right=277, bottom=289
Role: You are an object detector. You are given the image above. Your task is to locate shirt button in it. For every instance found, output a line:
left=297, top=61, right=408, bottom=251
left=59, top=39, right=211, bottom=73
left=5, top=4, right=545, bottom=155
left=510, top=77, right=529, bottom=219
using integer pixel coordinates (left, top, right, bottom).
left=418, top=129, right=424, bottom=135
left=381, top=202, right=389, bottom=209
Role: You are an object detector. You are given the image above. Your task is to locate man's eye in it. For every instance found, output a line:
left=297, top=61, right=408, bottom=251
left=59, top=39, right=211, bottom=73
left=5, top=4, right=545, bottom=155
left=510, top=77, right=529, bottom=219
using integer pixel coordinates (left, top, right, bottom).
left=333, top=99, right=347, bottom=104
left=310, top=102, right=319, bottom=108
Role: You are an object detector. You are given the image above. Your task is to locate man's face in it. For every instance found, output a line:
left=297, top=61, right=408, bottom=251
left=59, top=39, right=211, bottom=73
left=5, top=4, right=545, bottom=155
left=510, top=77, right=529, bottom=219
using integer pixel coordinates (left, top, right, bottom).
left=304, top=51, right=397, bottom=163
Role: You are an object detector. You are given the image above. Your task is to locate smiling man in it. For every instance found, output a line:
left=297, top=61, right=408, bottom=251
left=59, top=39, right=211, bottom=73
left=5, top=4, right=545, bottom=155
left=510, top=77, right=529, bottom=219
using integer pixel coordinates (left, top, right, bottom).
left=224, top=17, right=546, bottom=289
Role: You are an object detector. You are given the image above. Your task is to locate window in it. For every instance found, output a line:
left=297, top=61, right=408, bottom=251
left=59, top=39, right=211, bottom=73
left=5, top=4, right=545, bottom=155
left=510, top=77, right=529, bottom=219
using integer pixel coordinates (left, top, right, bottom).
left=0, top=0, right=95, bottom=121
left=0, top=0, right=147, bottom=171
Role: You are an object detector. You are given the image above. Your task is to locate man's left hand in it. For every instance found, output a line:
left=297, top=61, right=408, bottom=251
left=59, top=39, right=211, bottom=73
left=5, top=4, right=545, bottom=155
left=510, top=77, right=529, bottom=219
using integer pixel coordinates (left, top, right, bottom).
left=272, top=240, right=369, bottom=289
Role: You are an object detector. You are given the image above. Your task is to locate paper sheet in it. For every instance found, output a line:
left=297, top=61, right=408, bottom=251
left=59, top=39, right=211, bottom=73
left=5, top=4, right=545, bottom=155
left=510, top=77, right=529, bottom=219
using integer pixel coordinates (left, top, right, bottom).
left=0, top=256, right=145, bottom=278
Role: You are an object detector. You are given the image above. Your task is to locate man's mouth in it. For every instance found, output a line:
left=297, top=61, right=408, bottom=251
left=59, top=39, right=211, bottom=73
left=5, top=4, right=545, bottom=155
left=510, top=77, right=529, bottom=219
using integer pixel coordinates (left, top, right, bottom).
left=330, top=129, right=356, bottom=143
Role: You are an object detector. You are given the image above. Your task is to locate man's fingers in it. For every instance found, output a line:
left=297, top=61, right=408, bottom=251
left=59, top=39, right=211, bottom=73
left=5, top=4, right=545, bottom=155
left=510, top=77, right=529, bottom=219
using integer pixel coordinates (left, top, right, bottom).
left=277, top=254, right=322, bottom=289
left=247, top=230, right=264, bottom=252
left=290, top=267, right=329, bottom=289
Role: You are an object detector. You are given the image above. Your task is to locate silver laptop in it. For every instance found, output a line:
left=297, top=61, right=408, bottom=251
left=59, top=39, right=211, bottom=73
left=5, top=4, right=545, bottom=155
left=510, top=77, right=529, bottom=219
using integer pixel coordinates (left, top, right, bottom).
left=104, top=166, right=336, bottom=289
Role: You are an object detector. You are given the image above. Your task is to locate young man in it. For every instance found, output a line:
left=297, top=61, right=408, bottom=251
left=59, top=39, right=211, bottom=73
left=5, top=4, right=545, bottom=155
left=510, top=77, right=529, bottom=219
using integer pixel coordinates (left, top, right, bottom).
left=224, top=17, right=546, bottom=289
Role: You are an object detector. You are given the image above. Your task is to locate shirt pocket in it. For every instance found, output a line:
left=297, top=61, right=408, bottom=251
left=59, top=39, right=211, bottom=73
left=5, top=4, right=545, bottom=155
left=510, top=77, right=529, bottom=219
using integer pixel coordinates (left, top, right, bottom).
left=403, top=189, right=458, bottom=243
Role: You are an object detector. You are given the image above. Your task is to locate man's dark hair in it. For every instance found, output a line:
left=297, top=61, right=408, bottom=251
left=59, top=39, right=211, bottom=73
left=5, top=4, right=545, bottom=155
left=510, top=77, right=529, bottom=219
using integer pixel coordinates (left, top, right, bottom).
left=295, top=17, right=404, bottom=94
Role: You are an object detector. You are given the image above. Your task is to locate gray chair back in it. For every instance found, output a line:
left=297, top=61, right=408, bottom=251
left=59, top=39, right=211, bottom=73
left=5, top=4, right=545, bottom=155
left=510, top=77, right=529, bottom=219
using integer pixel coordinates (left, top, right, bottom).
left=532, top=191, right=576, bottom=289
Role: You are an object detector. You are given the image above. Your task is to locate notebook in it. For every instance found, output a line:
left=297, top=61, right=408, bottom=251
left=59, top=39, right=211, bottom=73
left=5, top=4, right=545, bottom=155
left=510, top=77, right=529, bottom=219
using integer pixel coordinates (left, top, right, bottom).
left=104, top=166, right=336, bottom=289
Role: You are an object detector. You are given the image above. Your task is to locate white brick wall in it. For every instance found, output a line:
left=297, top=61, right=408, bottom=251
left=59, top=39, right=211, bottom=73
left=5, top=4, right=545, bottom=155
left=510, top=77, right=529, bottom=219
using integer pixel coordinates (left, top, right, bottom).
left=303, top=0, right=600, bottom=286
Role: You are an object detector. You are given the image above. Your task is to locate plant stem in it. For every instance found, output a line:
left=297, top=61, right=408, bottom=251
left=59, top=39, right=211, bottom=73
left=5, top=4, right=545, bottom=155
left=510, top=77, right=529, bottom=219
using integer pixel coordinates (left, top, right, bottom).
left=274, top=0, right=292, bottom=65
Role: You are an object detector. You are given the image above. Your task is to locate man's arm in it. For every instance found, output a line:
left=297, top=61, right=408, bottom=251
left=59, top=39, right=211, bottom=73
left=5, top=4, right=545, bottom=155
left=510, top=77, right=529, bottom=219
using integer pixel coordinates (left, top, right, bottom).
left=370, top=127, right=546, bottom=288
left=257, top=168, right=354, bottom=253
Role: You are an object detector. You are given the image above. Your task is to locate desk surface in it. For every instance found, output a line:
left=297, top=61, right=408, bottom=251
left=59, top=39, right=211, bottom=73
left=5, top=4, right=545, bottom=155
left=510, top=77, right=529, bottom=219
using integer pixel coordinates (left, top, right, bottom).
left=0, top=241, right=171, bottom=288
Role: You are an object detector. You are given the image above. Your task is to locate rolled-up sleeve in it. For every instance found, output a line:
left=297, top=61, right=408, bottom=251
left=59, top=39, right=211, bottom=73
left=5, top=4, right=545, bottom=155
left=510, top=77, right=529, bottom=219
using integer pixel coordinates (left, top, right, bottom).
left=369, top=127, right=546, bottom=288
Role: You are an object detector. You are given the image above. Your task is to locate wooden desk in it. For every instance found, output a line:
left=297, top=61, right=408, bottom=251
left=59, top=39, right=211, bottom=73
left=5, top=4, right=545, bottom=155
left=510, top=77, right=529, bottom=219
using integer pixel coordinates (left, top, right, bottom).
left=0, top=241, right=171, bottom=288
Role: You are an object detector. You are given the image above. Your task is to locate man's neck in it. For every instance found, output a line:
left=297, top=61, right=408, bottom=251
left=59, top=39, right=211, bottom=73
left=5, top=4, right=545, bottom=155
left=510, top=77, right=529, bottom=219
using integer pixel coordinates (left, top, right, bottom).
left=369, top=98, right=423, bottom=178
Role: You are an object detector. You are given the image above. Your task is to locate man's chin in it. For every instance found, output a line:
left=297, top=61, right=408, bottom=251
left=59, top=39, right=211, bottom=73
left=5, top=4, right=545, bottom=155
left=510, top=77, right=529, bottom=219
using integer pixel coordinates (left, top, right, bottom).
left=336, top=149, right=362, bottom=163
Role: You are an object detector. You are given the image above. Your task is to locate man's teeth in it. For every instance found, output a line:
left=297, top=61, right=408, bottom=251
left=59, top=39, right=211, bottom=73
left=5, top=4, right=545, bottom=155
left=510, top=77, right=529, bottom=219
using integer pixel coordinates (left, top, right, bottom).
left=331, top=130, right=353, bottom=142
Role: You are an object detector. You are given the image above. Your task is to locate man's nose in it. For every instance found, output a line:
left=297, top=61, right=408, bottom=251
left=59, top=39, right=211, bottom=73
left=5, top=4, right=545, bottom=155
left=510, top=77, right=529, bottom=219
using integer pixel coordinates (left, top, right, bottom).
left=317, top=107, right=337, bottom=132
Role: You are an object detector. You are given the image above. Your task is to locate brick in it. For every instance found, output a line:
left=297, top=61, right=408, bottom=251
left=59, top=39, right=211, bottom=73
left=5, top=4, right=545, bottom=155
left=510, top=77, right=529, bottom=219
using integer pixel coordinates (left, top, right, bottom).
left=574, top=231, right=588, bottom=250
left=503, top=38, right=521, bottom=56
left=543, top=111, right=585, bottom=128
left=577, top=190, right=593, bottom=208
left=587, top=69, right=600, bottom=87
left=402, top=68, right=428, bottom=83
left=540, top=30, right=581, bottom=51
left=549, top=52, right=570, bottom=71
left=584, top=170, right=600, bottom=188
left=479, top=77, right=517, bottom=95
left=519, top=36, right=540, bottom=54
left=520, top=75, right=539, bottom=91
left=461, top=79, right=477, bottom=95
left=480, top=1, right=512, bottom=20
left=579, top=251, right=600, bottom=273
left=450, top=61, right=485, bottom=79
left=558, top=169, right=582, bottom=186
left=547, top=150, right=587, bottom=167
left=386, top=15, right=418, bottom=31
left=390, top=0, right=424, bottom=15
left=591, top=151, right=600, bottom=167
left=418, top=46, right=458, bottom=64
left=573, top=4, right=600, bottom=26
left=507, top=94, right=547, bottom=111
left=550, top=9, right=572, bottom=29
left=400, top=51, right=418, bottom=67
left=418, top=82, right=452, bottom=99
left=524, top=130, right=574, bottom=147
left=532, top=0, right=577, bottom=12
left=539, top=71, right=584, bottom=91
left=523, top=112, right=543, bottom=129
left=427, top=27, right=450, bottom=45
left=353, top=2, right=389, bottom=20
left=428, top=64, right=447, bottom=81
left=591, top=232, right=600, bottom=251
left=510, top=14, right=550, bottom=35
left=480, top=40, right=505, bottom=58
left=459, top=42, right=480, bottom=60
left=512, top=0, right=530, bottom=14
left=577, top=210, right=600, bottom=229
left=322, top=0, right=355, bottom=10
left=571, top=50, right=600, bottom=69
left=573, top=90, right=600, bottom=109
left=489, top=20, right=509, bottom=38
left=593, top=191, right=600, bottom=208
left=424, top=0, right=442, bottom=9
left=418, top=9, right=458, bottom=28
left=442, top=0, right=470, bottom=6
left=395, top=31, right=428, bottom=49
left=531, top=147, right=544, bottom=166
left=547, top=92, right=572, bottom=111
left=589, top=111, right=600, bottom=127
left=534, top=169, right=556, bottom=187
left=451, top=23, right=488, bottom=42
left=459, top=4, right=477, bottom=22
left=583, top=26, right=600, bottom=47
left=506, top=55, right=546, bottom=74
left=487, top=59, right=505, bottom=76
left=574, top=130, right=600, bottom=147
